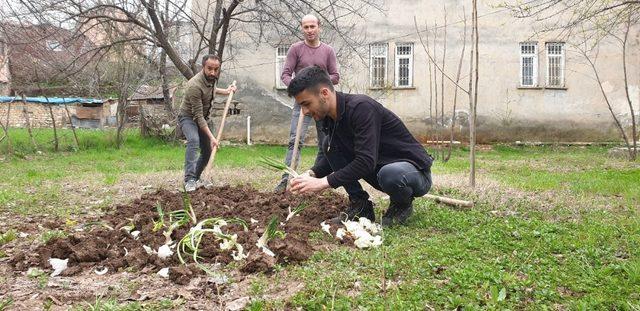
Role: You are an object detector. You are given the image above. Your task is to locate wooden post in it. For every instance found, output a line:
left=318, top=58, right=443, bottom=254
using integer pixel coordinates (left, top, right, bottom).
left=423, top=194, right=474, bottom=208
left=47, top=102, right=59, bottom=152
left=290, top=108, right=305, bottom=172
left=63, top=102, right=80, bottom=150
left=20, top=95, right=37, bottom=149
left=0, top=99, right=12, bottom=153
left=202, top=81, right=237, bottom=179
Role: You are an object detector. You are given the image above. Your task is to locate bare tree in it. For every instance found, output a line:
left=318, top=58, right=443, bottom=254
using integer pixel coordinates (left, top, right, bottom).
left=575, top=19, right=638, bottom=160
left=470, top=0, right=479, bottom=188
left=445, top=10, right=467, bottom=162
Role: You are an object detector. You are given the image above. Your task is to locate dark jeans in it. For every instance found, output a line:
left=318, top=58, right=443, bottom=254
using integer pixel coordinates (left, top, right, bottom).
left=322, top=137, right=431, bottom=204
left=179, top=116, right=212, bottom=183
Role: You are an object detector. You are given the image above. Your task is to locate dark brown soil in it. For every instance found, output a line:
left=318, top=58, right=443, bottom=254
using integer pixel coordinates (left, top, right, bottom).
left=10, top=185, right=348, bottom=283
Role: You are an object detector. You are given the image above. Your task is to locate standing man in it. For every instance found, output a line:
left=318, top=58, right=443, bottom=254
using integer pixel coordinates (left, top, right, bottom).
left=178, top=54, right=237, bottom=192
left=289, top=66, right=433, bottom=226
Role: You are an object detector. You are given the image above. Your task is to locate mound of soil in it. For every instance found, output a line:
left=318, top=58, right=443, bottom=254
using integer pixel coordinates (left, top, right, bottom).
left=10, top=185, right=349, bottom=283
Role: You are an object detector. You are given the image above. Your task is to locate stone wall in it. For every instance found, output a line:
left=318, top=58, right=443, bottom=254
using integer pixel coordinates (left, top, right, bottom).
left=0, top=102, right=72, bottom=128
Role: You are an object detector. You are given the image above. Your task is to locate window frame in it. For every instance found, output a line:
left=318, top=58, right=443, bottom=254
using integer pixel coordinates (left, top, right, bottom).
left=394, top=42, right=414, bottom=88
left=46, top=40, right=63, bottom=52
left=369, top=43, right=388, bottom=88
left=519, top=42, right=538, bottom=87
left=546, top=42, right=565, bottom=88
left=275, top=46, right=288, bottom=89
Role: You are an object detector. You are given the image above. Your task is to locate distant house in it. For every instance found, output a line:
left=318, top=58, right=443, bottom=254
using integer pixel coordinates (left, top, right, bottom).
left=127, top=85, right=177, bottom=120
left=0, top=23, right=97, bottom=96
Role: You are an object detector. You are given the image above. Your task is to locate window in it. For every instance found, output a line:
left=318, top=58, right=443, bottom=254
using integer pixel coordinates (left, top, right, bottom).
left=46, top=40, right=62, bottom=52
left=394, top=43, right=413, bottom=87
left=275, top=46, right=288, bottom=89
left=369, top=43, right=387, bottom=88
left=519, top=42, right=538, bottom=87
left=546, top=42, right=565, bottom=87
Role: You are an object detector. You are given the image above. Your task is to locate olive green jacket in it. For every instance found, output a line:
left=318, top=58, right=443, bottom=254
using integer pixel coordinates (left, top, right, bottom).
left=179, top=71, right=216, bottom=128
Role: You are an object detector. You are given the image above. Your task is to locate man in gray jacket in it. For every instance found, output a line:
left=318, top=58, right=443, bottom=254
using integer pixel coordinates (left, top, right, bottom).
left=178, top=54, right=237, bottom=192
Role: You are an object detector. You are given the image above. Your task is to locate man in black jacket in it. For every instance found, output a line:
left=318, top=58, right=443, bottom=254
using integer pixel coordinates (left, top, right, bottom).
left=289, top=66, right=433, bottom=226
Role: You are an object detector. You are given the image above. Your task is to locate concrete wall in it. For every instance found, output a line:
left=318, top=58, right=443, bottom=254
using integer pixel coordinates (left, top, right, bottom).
left=187, top=0, right=640, bottom=143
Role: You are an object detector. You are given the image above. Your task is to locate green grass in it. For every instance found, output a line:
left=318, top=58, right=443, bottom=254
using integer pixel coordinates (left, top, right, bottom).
left=433, top=145, right=640, bottom=202
left=286, top=201, right=639, bottom=309
left=2, top=130, right=639, bottom=308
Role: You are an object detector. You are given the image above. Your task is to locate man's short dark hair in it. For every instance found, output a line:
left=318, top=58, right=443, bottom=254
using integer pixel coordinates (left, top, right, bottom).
left=287, top=65, right=334, bottom=97
left=201, top=54, right=220, bottom=66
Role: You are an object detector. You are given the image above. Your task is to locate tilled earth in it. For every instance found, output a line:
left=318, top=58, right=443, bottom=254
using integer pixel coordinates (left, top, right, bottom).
left=1, top=185, right=355, bottom=309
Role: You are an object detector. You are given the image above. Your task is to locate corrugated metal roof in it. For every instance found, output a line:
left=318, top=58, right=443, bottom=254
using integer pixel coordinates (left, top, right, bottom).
left=0, top=96, right=103, bottom=104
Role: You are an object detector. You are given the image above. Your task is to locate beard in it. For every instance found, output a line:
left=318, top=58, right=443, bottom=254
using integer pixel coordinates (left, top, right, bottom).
left=205, top=75, right=218, bottom=83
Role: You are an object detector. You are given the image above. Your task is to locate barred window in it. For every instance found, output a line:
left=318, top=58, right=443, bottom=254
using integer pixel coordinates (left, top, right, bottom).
left=275, top=46, right=288, bottom=89
left=546, top=42, right=565, bottom=87
left=369, top=43, right=388, bottom=88
left=520, top=42, right=537, bottom=87
left=394, top=43, right=413, bottom=87
left=46, top=40, right=62, bottom=52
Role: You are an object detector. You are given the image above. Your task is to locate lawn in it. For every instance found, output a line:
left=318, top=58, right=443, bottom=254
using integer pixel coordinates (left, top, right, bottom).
left=0, top=129, right=639, bottom=310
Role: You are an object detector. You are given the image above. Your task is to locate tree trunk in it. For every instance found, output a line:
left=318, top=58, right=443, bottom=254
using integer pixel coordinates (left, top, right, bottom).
left=48, top=105, right=59, bottom=152
left=159, top=50, right=172, bottom=113
left=445, top=12, right=467, bottom=162
left=21, top=100, right=37, bottom=149
left=1, top=100, right=12, bottom=153
left=621, top=18, right=637, bottom=160
left=63, top=103, right=80, bottom=150
left=468, top=0, right=478, bottom=188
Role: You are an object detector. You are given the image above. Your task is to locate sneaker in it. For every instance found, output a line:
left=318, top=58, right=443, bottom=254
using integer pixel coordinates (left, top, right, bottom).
left=381, top=198, right=414, bottom=227
left=196, top=178, right=213, bottom=189
left=331, top=198, right=375, bottom=224
left=184, top=179, right=197, bottom=192
left=274, top=178, right=288, bottom=194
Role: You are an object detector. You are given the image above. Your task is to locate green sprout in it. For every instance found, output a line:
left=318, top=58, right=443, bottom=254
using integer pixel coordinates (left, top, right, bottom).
left=152, top=202, right=165, bottom=232
left=286, top=202, right=309, bottom=221
left=259, top=157, right=299, bottom=178
left=256, top=216, right=285, bottom=257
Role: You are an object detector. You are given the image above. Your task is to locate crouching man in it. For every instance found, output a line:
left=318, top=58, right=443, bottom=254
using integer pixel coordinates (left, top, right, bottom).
left=289, top=66, right=433, bottom=226
left=178, top=54, right=237, bottom=192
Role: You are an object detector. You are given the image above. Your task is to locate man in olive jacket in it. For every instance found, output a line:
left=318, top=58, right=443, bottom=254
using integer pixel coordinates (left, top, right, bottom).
left=178, top=54, right=237, bottom=192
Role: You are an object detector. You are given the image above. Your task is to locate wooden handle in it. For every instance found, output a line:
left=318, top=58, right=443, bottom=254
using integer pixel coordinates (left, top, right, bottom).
left=423, top=194, right=474, bottom=208
left=289, top=108, right=306, bottom=172
left=202, top=81, right=237, bottom=179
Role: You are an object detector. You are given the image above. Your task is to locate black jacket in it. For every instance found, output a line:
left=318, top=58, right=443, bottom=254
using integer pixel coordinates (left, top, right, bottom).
left=311, top=92, right=432, bottom=188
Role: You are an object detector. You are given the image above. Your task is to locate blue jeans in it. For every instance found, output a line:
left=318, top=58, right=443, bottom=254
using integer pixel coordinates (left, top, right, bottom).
left=322, top=137, right=431, bottom=203
left=179, top=116, right=212, bottom=182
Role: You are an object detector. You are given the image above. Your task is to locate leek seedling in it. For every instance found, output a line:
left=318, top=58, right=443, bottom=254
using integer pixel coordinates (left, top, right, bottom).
left=163, top=210, right=189, bottom=244
left=286, top=202, right=308, bottom=221
left=259, top=157, right=299, bottom=178
left=177, top=217, right=248, bottom=274
left=152, top=202, right=165, bottom=232
left=180, top=190, right=197, bottom=223
left=256, top=216, right=284, bottom=257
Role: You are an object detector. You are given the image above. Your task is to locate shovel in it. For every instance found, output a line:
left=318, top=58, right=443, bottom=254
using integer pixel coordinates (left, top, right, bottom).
left=202, top=81, right=237, bottom=182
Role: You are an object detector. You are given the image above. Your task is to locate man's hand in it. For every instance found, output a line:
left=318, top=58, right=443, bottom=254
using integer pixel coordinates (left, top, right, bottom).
left=209, top=134, right=218, bottom=149
left=290, top=175, right=330, bottom=194
left=227, top=84, right=237, bottom=94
